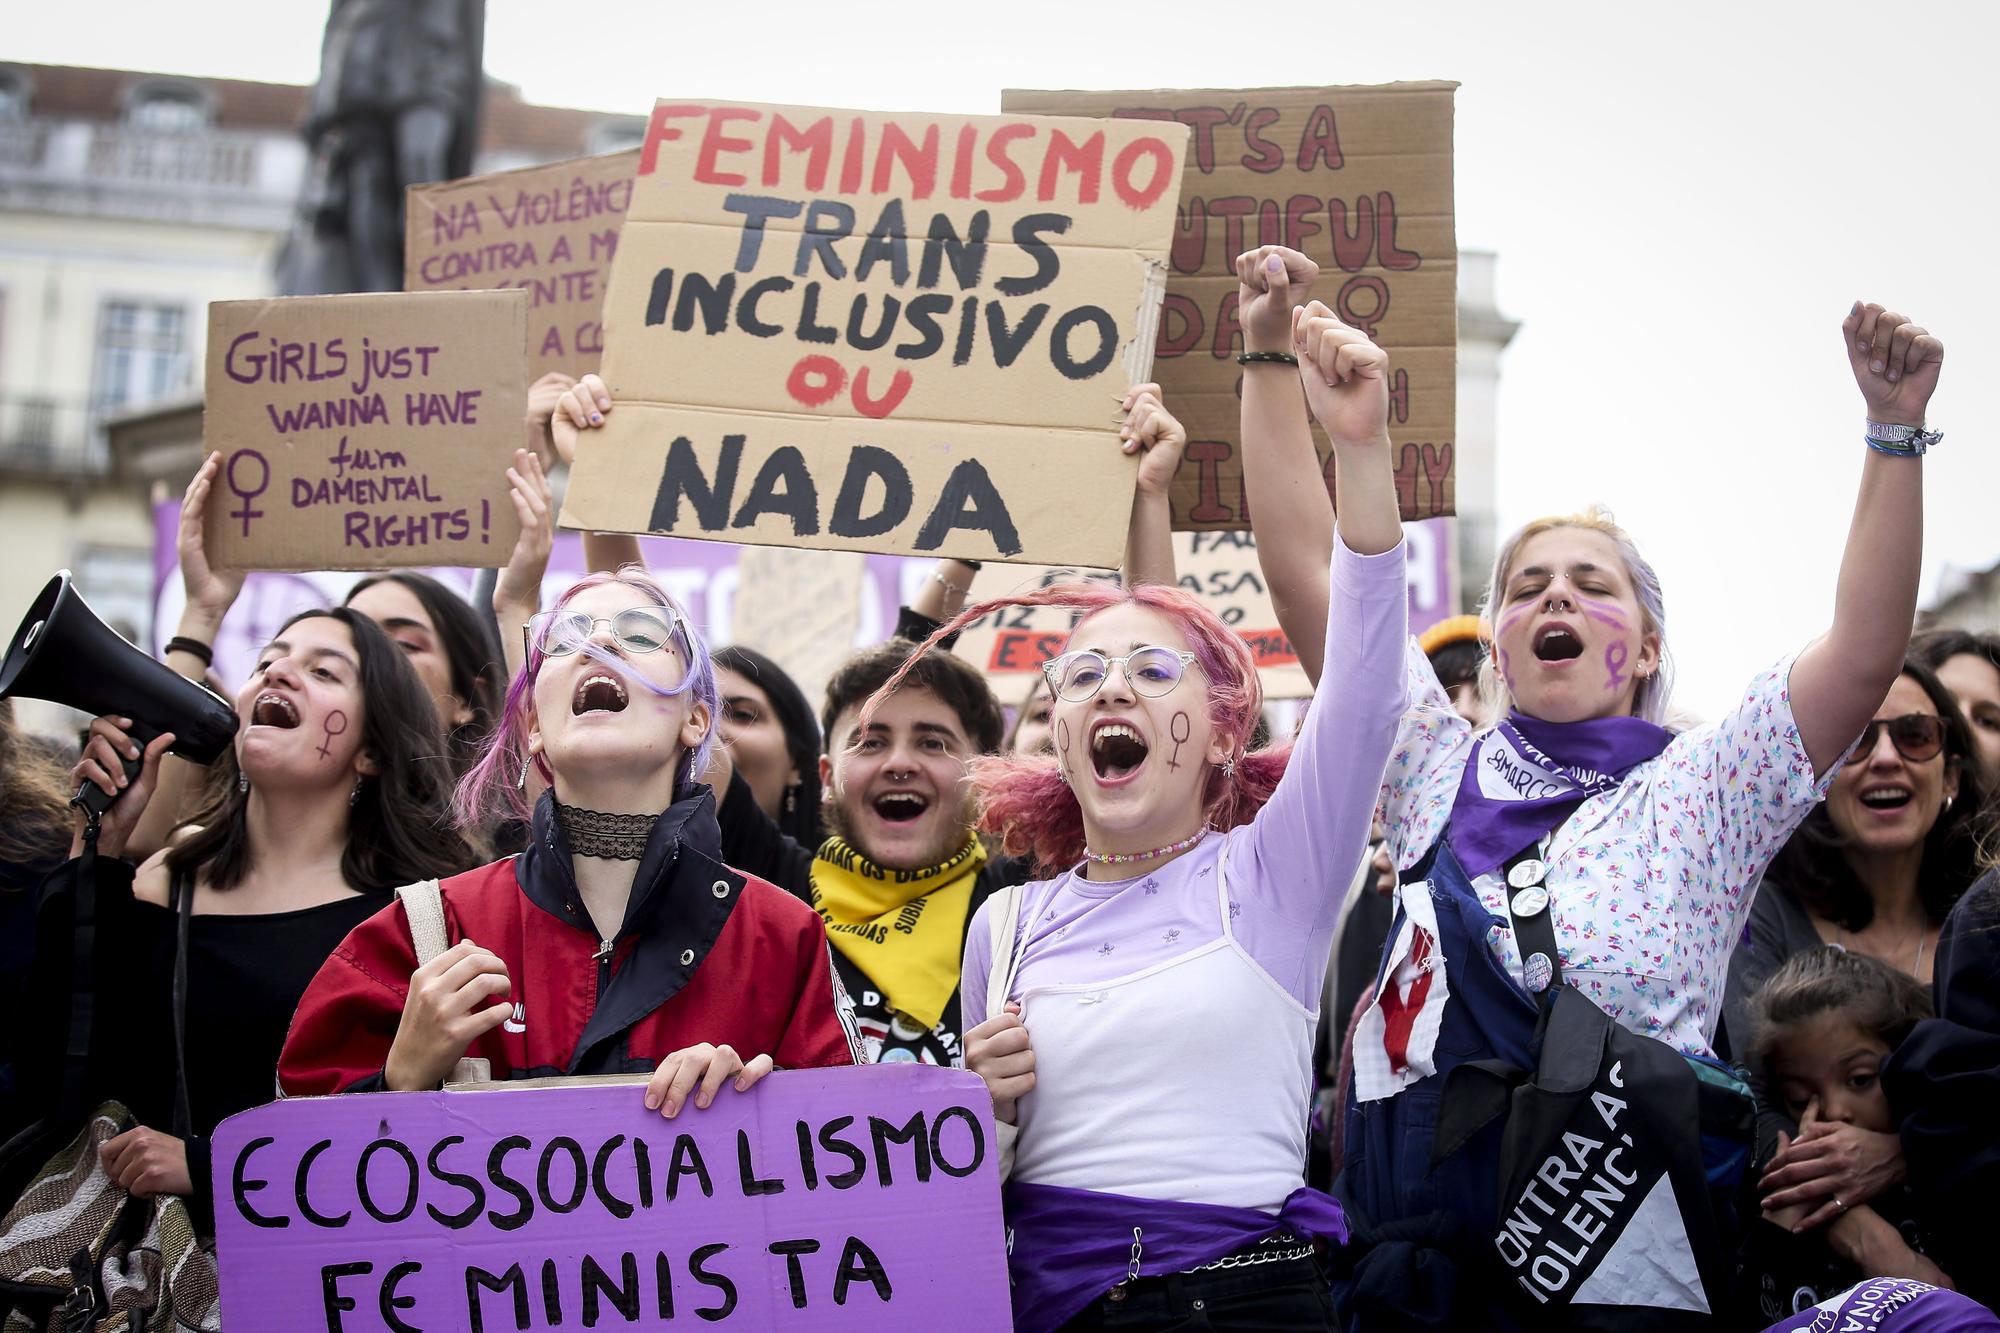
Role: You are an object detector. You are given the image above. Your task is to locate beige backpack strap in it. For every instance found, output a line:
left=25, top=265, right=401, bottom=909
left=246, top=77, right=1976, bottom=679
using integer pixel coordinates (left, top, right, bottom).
left=393, top=880, right=490, bottom=1087
left=982, top=881, right=1026, bottom=1180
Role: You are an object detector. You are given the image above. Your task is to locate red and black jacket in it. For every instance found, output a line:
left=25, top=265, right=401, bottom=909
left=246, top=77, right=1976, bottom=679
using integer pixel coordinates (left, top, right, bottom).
left=279, top=786, right=860, bottom=1095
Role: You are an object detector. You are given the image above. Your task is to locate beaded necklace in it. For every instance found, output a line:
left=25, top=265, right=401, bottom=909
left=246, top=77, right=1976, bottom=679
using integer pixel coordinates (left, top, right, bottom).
left=1082, top=825, right=1211, bottom=867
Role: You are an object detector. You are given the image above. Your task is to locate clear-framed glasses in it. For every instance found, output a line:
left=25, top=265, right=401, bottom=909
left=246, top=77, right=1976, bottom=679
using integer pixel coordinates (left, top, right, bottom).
left=524, top=606, right=683, bottom=660
left=1042, top=646, right=1198, bottom=703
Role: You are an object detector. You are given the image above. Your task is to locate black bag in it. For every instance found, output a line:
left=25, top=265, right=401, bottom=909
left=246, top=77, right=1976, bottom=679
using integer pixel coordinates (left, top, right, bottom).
left=1433, top=848, right=1753, bottom=1331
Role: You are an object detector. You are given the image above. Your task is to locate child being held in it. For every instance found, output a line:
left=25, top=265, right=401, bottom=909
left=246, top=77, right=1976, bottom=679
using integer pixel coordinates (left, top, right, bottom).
left=1744, top=947, right=1953, bottom=1321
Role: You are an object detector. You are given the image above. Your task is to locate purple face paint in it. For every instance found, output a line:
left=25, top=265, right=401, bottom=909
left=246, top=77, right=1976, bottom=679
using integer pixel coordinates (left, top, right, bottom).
left=1604, top=641, right=1629, bottom=692
left=1575, top=596, right=1629, bottom=631
left=1167, top=711, right=1191, bottom=770
left=1055, top=717, right=1073, bottom=783
left=316, top=708, right=348, bottom=760
left=1495, top=603, right=1534, bottom=640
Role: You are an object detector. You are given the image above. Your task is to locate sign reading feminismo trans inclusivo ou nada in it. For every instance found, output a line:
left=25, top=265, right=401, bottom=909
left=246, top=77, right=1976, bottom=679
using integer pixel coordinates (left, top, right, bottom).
left=209, top=1067, right=1011, bottom=1331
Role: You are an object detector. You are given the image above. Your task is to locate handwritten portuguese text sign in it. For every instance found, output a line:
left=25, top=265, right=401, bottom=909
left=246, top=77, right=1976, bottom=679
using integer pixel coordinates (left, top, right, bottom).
left=559, top=100, right=1190, bottom=567
left=211, top=1067, right=1010, bottom=1331
left=405, top=151, right=639, bottom=379
left=953, top=523, right=1459, bottom=701
left=203, top=290, right=529, bottom=571
left=1001, top=85, right=1457, bottom=528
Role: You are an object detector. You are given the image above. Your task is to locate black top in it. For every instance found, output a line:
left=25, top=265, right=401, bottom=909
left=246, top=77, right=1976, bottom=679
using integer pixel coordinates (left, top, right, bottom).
left=28, top=856, right=385, bottom=1229
left=715, top=768, right=1026, bottom=1065
left=1882, top=869, right=2000, bottom=1308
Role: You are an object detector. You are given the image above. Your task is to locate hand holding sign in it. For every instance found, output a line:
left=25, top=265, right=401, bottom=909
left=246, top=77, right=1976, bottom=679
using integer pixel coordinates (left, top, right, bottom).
left=644, top=1042, right=776, bottom=1118
left=178, top=455, right=247, bottom=627
left=384, top=939, right=514, bottom=1091
left=965, top=1001, right=1035, bottom=1126
left=1119, top=383, right=1189, bottom=499
left=1294, top=300, right=1392, bottom=448
left=1844, top=301, right=1944, bottom=428
left=1235, top=245, right=1320, bottom=354
left=550, top=372, right=613, bottom=466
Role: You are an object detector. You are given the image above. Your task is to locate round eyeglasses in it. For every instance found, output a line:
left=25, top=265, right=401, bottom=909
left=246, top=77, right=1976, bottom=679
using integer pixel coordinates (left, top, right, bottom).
left=1851, top=713, right=1945, bottom=764
left=1042, top=647, right=1198, bottom=703
left=524, top=607, right=683, bottom=659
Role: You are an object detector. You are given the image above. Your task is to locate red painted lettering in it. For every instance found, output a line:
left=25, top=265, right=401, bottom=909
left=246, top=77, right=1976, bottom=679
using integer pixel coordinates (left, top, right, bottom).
left=1111, top=137, right=1175, bottom=211
left=975, top=124, right=1033, bottom=202
left=694, top=107, right=760, bottom=187
left=639, top=104, right=706, bottom=176
left=763, top=114, right=834, bottom=191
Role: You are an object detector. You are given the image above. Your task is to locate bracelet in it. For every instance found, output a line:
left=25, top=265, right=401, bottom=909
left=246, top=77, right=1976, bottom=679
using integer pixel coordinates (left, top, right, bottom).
left=164, top=636, right=214, bottom=667
left=952, top=558, right=983, bottom=572
left=1236, top=351, right=1298, bottom=366
left=1864, top=420, right=1942, bottom=457
left=931, top=571, right=971, bottom=597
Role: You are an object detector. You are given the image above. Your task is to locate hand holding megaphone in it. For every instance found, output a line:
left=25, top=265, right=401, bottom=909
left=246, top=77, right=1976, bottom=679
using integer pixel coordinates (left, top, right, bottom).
left=68, top=716, right=177, bottom=859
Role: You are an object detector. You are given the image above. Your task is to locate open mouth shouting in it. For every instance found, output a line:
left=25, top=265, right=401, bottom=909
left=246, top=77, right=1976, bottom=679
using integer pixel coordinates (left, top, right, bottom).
left=250, top=692, right=301, bottom=729
left=1532, top=623, right=1585, bottom=663
left=1090, top=720, right=1150, bottom=784
left=572, top=672, right=630, bottom=716
left=872, top=790, right=930, bottom=824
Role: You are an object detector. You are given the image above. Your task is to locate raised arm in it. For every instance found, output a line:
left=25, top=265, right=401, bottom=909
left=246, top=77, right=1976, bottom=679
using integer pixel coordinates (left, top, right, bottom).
left=1240, top=302, right=1407, bottom=925
left=1118, top=382, right=1186, bottom=588
left=492, top=448, right=554, bottom=683
left=550, top=374, right=645, bottom=574
left=1235, top=246, right=1335, bottom=682
left=1788, top=303, right=1943, bottom=775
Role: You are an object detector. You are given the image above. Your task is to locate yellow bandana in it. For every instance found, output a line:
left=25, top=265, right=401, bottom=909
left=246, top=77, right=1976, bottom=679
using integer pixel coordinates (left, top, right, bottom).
left=809, top=835, right=986, bottom=1030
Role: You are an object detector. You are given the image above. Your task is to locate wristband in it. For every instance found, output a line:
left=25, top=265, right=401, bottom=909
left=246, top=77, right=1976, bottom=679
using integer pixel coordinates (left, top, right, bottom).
left=1863, top=420, right=1942, bottom=457
left=164, top=636, right=214, bottom=667
left=952, top=558, right=983, bottom=572
left=1236, top=351, right=1298, bottom=366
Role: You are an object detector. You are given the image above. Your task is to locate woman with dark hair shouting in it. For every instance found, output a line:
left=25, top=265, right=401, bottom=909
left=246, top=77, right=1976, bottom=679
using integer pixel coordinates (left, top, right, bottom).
left=278, top=568, right=858, bottom=1112
left=27, top=607, right=478, bottom=1227
left=890, top=299, right=1407, bottom=1331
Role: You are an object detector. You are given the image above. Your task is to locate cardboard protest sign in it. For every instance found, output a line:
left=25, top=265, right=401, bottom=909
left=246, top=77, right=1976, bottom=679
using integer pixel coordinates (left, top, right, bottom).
left=202, top=291, right=529, bottom=571
left=405, top=151, right=639, bottom=379
left=211, top=1066, right=1009, bottom=1331
left=950, top=522, right=1460, bottom=702
left=1002, top=85, right=1457, bottom=528
left=731, top=546, right=869, bottom=710
left=559, top=100, right=1190, bottom=567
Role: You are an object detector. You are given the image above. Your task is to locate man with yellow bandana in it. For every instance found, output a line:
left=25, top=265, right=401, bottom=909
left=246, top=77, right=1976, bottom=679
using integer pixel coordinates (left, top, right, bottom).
left=716, top=638, right=1025, bottom=1065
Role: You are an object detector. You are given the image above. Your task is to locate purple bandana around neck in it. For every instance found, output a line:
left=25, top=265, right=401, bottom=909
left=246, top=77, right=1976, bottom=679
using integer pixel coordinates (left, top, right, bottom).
left=1448, top=711, right=1672, bottom=879
left=1003, top=1180, right=1347, bottom=1332
left=1758, top=1278, right=1998, bottom=1333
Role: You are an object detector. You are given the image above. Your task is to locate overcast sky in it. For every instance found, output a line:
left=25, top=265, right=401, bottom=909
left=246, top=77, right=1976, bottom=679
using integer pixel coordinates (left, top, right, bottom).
left=18, top=0, right=1999, bottom=718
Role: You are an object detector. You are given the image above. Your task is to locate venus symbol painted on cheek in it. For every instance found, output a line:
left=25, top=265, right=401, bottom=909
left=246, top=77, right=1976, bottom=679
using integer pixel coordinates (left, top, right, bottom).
left=316, top=708, right=348, bottom=760
left=1168, top=712, right=1191, bottom=770
left=1055, top=718, right=1072, bottom=781
left=1603, top=642, right=1629, bottom=692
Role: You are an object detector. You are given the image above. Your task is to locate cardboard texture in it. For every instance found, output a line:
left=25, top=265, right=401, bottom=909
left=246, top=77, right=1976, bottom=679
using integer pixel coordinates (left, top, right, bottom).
left=1002, top=85, right=1457, bottom=528
left=405, top=150, right=639, bottom=379
left=951, top=522, right=1460, bottom=702
left=202, top=290, right=530, bottom=571
left=730, top=546, right=868, bottom=711
left=210, top=1066, right=1010, bottom=1331
left=559, top=100, right=1190, bottom=567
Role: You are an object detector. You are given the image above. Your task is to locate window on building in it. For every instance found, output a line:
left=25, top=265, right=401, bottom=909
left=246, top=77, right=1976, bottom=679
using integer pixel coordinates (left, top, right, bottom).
left=91, top=301, right=189, bottom=418
left=72, top=546, right=154, bottom=649
left=0, top=69, right=29, bottom=122
left=125, top=82, right=210, bottom=134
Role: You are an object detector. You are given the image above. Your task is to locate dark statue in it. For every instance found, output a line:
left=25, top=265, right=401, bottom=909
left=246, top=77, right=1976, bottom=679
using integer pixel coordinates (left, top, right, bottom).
left=277, top=0, right=486, bottom=295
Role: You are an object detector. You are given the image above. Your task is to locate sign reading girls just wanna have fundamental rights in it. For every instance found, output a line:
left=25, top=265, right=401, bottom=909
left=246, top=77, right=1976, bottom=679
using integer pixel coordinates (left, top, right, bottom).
left=558, top=101, right=1190, bottom=567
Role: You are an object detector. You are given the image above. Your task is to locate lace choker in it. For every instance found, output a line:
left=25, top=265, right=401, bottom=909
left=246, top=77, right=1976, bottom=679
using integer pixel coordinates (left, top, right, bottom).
left=554, top=802, right=656, bottom=860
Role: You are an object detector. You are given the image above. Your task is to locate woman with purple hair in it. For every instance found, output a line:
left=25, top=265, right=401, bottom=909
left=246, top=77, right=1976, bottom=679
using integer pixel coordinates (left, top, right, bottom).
left=279, top=567, right=859, bottom=1107
left=873, top=299, right=1407, bottom=1330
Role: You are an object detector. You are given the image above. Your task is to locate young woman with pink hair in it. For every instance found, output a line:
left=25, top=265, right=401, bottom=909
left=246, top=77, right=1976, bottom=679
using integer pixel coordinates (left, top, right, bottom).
left=279, top=567, right=859, bottom=1108
left=882, top=300, right=1407, bottom=1331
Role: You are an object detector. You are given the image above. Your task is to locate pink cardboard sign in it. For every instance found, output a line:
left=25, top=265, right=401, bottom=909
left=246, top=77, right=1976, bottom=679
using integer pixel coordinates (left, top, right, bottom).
left=211, top=1066, right=1010, bottom=1331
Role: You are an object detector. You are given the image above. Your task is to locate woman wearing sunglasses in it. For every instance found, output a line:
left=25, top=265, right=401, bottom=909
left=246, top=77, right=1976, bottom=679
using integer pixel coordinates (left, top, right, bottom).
left=1721, top=655, right=1987, bottom=1247
left=280, top=568, right=860, bottom=1110
left=866, top=301, right=1406, bottom=1331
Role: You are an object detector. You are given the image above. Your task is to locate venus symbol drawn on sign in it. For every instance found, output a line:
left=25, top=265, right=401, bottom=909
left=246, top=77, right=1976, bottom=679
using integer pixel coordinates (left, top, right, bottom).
left=224, top=450, right=270, bottom=537
left=1604, top=641, right=1629, bottom=692
left=1168, top=711, right=1191, bottom=770
left=316, top=708, right=348, bottom=760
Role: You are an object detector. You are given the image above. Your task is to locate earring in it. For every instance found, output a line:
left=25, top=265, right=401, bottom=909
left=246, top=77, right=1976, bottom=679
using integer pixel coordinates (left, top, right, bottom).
left=517, top=757, right=531, bottom=793
left=1057, top=766, right=1070, bottom=785
left=784, top=785, right=798, bottom=817
left=237, top=771, right=249, bottom=795
left=1945, top=795, right=1956, bottom=812
left=1220, top=756, right=1238, bottom=779
left=349, top=780, right=363, bottom=808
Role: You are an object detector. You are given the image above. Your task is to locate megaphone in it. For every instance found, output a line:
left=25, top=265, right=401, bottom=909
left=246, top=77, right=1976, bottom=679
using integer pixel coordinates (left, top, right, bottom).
left=0, top=571, right=238, bottom=816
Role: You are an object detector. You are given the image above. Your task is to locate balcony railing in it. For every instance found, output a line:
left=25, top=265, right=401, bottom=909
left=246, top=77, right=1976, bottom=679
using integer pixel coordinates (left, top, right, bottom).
left=84, top=126, right=259, bottom=189
left=0, top=394, right=110, bottom=476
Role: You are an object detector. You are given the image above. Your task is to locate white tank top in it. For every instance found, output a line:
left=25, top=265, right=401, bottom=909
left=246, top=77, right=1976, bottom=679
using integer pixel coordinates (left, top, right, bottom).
left=1010, top=845, right=1318, bottom=1213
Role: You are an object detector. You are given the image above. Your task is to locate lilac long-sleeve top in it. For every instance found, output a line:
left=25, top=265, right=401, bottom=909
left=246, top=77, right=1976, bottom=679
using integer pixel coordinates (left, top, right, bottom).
left=961, top=534, right=1410, bottom=1212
